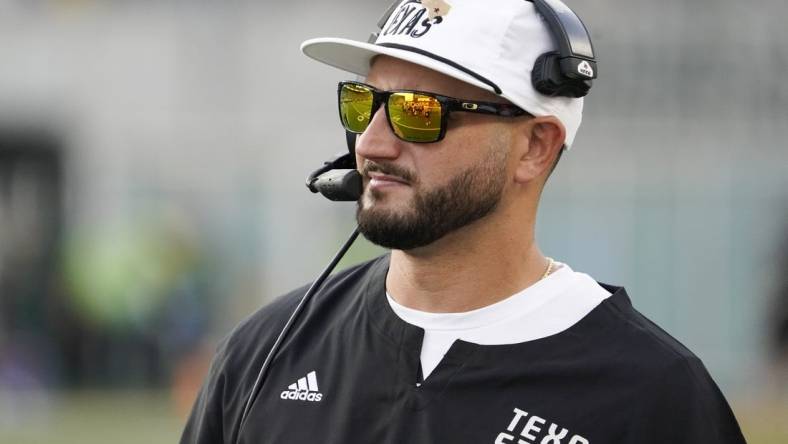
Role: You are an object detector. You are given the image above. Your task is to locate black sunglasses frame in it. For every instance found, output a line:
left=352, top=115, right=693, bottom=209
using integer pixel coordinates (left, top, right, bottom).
left=337, top=81, right=532, bottom=144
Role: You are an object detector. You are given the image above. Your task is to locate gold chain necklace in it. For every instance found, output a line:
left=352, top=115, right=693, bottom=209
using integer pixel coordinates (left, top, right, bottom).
left=541, top=257, right=554, bottom=280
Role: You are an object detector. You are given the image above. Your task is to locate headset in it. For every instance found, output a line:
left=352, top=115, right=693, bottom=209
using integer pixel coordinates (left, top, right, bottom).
left=233, top=1, right=596, bottom=441
left=530, top=0, right=597, bottom=98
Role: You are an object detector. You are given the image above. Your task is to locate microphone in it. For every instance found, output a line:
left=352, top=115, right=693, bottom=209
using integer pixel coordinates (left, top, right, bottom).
left=306, top=152, right=362, bottom=201
left=311, top=169, right=362, bottom=201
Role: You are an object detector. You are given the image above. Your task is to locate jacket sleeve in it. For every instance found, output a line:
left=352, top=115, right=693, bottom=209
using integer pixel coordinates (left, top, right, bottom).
left=624, top=356, right=747, bottom=443
left=179, top=337, right=233, bottom=444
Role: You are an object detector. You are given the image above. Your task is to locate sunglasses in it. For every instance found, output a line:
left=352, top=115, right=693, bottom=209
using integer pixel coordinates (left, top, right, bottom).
left=337, top=81, right=531, bottom=144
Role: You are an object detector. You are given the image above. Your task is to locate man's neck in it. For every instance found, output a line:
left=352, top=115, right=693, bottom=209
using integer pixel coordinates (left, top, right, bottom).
left=385, top=220, right=548, bottom=313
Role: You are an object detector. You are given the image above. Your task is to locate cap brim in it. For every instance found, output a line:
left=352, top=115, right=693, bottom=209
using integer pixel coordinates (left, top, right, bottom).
left=300, top=37, right=497, bottom=96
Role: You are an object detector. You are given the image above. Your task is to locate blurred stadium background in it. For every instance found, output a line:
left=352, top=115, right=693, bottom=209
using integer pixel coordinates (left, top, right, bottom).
left=0, top=0, right=786, bottom=442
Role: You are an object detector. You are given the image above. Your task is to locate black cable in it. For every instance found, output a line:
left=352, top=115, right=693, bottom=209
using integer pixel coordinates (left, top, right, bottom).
left=235, top=226, right=361, bottom=442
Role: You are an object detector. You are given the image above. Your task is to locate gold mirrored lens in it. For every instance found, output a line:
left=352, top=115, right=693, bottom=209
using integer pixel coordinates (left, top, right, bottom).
left=339, top=83, right=373, bottom=133
left=388, top=92, right=442, bottom=142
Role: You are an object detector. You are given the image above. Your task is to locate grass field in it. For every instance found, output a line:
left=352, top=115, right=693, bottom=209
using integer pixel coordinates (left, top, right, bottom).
left=0, top=391, right=785, bottom=443
left=0, top=391, right=183, bottom=444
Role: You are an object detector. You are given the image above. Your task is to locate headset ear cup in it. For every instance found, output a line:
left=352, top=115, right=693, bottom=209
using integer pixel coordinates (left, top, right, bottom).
left=532, top=51, right=593, bottom=98
left=532, top=51, right=563, bottom=97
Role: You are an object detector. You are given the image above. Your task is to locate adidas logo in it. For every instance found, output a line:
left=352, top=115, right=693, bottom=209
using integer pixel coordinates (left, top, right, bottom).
left=279, top=370, right=323, bottom=402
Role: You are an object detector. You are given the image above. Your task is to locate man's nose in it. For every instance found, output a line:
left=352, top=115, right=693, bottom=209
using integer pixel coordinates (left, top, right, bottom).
left=354, top=105, right=403, bottom=162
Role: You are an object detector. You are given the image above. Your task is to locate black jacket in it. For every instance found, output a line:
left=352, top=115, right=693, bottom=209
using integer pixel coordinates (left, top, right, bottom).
left=181, top=255, right=746, bottom=444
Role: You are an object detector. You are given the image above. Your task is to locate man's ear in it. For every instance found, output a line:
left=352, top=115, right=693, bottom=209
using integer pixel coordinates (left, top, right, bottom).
left=513, top=116, right=565, bottom=184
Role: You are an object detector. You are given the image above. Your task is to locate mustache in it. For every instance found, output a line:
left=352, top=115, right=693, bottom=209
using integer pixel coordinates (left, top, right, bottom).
left=359, top=161, right=416, bottom=184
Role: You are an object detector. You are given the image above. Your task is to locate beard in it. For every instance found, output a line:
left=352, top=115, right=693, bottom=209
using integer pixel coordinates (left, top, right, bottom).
left=356, top=147, right=508, bottom=251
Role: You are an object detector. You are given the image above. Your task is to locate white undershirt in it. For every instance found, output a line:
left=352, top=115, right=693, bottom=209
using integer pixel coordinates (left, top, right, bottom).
left=386, top=263, right=611, bottom=379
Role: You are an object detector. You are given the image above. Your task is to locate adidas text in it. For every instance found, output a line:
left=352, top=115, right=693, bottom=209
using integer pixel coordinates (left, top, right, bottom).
left=280, top=390, right=323, bottom=402
left=280, top=370, right=324, bottom=402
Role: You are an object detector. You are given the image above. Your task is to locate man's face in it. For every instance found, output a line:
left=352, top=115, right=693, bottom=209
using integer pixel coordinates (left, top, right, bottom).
left=355, top=56, right=516, bottom=250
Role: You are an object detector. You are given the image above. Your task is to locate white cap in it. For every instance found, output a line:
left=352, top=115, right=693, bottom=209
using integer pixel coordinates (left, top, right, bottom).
left=301, top=0, right=584, bottom=148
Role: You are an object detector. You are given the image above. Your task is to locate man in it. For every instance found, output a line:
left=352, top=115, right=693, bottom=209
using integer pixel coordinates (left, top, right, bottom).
left=181, top=1, right=746, bottom=443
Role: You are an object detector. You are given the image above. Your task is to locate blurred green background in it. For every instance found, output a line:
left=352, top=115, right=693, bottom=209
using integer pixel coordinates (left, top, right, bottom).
left=0, top=0, right=786, bottom=442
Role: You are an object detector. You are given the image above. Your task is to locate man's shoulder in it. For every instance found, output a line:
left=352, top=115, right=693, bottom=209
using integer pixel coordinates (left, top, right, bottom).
left=197, top=255, right=387, bottom=407
left=221, top=254, right=388, bottom=356
left=580, top=286, right=746, bottom=441
left=178, top=255, right=389, bottom=444
left=587, top=285, right=710, bottom=377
